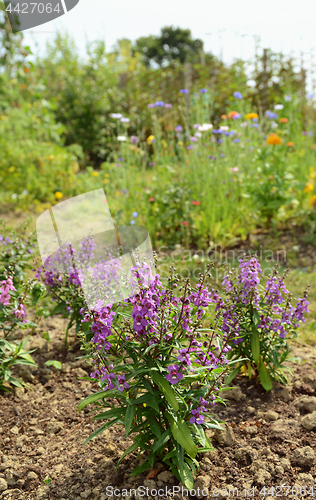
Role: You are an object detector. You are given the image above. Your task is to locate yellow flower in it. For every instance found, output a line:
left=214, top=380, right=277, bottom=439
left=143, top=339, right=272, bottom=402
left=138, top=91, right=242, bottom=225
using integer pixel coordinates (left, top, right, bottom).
left=115, top=190, right=121, bottom=196
left=105, top=173, right=110, bottom=178
left=49, top=155, right=55, bottom=161
left=147, top=135, right=155, bottom=144
left=103, top=179, right=108, bottom=184
left=92, top=171, right=99, bottom=176
left=0, top=115, right=6, bottom=120
left=178, top=141, right=183, bottom=147
left=309, top=194, right=316, bottom=207
left=246, top=113, right=259, bottom=120
left=271, top=186, right=277, bottom=193
left=8, top=166, right=15, bottom=173
left=55, top=191, right=63, bottom=200
left=266, top=134, right=282, bottom=145
left=303, top=182, right=314, bottom=193
left=309, top=167, right=316, bottom=179
left=143, top=403, right=147, bottom=407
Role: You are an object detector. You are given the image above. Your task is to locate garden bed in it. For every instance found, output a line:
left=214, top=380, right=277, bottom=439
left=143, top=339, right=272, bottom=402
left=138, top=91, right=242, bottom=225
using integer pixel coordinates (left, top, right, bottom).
left=0, top=319, right=315, bottom=500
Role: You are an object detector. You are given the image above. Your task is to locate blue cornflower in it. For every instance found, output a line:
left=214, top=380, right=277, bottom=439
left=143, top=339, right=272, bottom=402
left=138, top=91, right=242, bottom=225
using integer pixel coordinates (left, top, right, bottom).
left=130, top=220, right=135, bottom=225
left=180, top=89, right=189, bottom=94
left=155, top=101, right=165, bottom=106
left=233, top=91, right=242, bottom=100
left=212, top=129, right=223, bottom=134
left=132, top=212, right=138, bottom=218
left=199, top=88, right=207, bottom=93
left=266, top=111, right=278, bottom=119
left=175, top=125, right=183, bottom=132
left=218, top=139, right=223, bottom=144
left=233, top=138, right=240, bottom=143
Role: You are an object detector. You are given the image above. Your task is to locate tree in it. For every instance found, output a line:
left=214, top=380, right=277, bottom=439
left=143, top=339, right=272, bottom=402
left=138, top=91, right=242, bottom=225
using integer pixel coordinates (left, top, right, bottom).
left=134, top=26, right=204, bottom=67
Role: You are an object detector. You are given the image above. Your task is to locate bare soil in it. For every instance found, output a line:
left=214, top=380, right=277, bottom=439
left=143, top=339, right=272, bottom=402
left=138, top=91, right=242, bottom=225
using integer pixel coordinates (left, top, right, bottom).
left=0, top=319, right=316, bottom=500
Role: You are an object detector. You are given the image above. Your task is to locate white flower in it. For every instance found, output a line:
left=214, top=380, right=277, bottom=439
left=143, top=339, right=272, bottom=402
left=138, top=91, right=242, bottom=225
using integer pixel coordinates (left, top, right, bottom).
left=240, top=121, right=248, bottom=128
left=117, top=136, right=127, bottom=141
left=11, top=193, right=18, bottom=199
left=284, top=95, right=292, bottom=102
left=274, top=104, right=284, bottom=110
left=198, top=123, right=213, bottom=131
left=220, top=126, right=229, bottom=131
left=194, top=132, right=202, bottom=138
left=120, top=117, right=130, bottom=123
left=111, top=113, right=123, bottom=119
left=271, top=122, right=278, bottom=128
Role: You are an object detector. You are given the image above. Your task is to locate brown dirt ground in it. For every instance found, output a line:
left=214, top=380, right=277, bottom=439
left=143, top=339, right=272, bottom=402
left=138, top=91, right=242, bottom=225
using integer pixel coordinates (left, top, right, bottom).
left=0, top=318, right=316, bottom=500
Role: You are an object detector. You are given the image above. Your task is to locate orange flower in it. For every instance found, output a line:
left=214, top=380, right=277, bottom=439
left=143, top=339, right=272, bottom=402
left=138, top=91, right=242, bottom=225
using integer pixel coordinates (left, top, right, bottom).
left=245, top=113, right=259, bottom=120
left=228, top=111, right=239, bottom=119
left=280, top=118, right=289, bottom=123
left=191, top=201, right=200, bottom=205
left=221, top=114, right=227, bottom=119
left=267, top=134, right=282, bottom=145
left=286, top=141, right=295, bottom=147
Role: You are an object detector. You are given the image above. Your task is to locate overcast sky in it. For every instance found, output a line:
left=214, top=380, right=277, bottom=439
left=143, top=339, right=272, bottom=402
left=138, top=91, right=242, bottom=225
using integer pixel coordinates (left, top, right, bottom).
left=23, top=0, right=316, bottom=87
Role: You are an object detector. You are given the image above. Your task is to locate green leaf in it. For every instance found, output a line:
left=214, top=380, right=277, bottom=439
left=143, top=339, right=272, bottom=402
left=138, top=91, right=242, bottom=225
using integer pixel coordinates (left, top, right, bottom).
left=152, top=428, right=172, bottom=453
left=19, top=352, right=37, bottom=365
left=129, top=458, right=151, bottom=476
left=93, top=408, right=127, bottom=420
left=8, top=376, right=24, bottom=388
left=42, top=332, right=51, bottom=342
left=45, top=360, right=62, bottom=370
left=224, top=365, right=241, bottom=385
left=125, top=405, right=134, bottom=437
left=152, top=372, right=179, bottom=412
left=82, top=418, right=120, bottom=445
left=78, top=390, right=111, bottom=411
left=117, top=432, right=152, bottom=468
left=251, top=326, right=260, bottom=364
left=147, top=416, right=162, bottom=438
left=179, top=462, right=194, bottom=491
left=170, top=417, right=197, bottom=458
left=49, top=301, right=67, bottom=316
left=253, top=309, right=260, bottom=326
left=258, top=357, right=273, bottom=392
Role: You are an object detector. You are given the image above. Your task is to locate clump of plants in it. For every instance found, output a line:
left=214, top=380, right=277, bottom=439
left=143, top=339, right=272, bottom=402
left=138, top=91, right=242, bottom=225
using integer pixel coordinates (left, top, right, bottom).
left=222, top=256, right=309, bottom=390
left=77, top=262, right=243, bottom=489
left=0, top=223, right=46, bottom=390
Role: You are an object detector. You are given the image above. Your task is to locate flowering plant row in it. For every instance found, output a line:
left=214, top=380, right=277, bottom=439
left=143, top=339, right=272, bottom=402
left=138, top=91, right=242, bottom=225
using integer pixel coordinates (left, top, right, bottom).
left=76, top=256, right=309, bottom=487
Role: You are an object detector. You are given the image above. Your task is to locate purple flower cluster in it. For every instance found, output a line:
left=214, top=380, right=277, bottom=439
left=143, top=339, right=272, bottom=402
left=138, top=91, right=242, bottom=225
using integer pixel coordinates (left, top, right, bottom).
left=190, top=396, right=215, bottom=424
left=221, top=256, right=309, bottom=342
left=0, top=277, right=15, bottom=306
left=0, top=235, right=13, bottom=246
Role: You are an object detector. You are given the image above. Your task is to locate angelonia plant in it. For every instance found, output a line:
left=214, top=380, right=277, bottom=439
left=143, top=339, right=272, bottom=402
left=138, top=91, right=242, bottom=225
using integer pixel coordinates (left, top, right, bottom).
left=35, top=241, right=88, bottom=347
left=0, top=224, right=46, bottom=391
left=77, top=263, right=240, bottom=490
left=222, top=256, right=310, bottom=390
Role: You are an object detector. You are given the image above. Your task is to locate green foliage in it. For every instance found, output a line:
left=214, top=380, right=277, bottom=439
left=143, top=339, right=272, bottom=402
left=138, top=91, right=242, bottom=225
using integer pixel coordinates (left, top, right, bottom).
left=134, top=26, right=204, bottom=67
left=0, top=336, right=37, bottom=391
